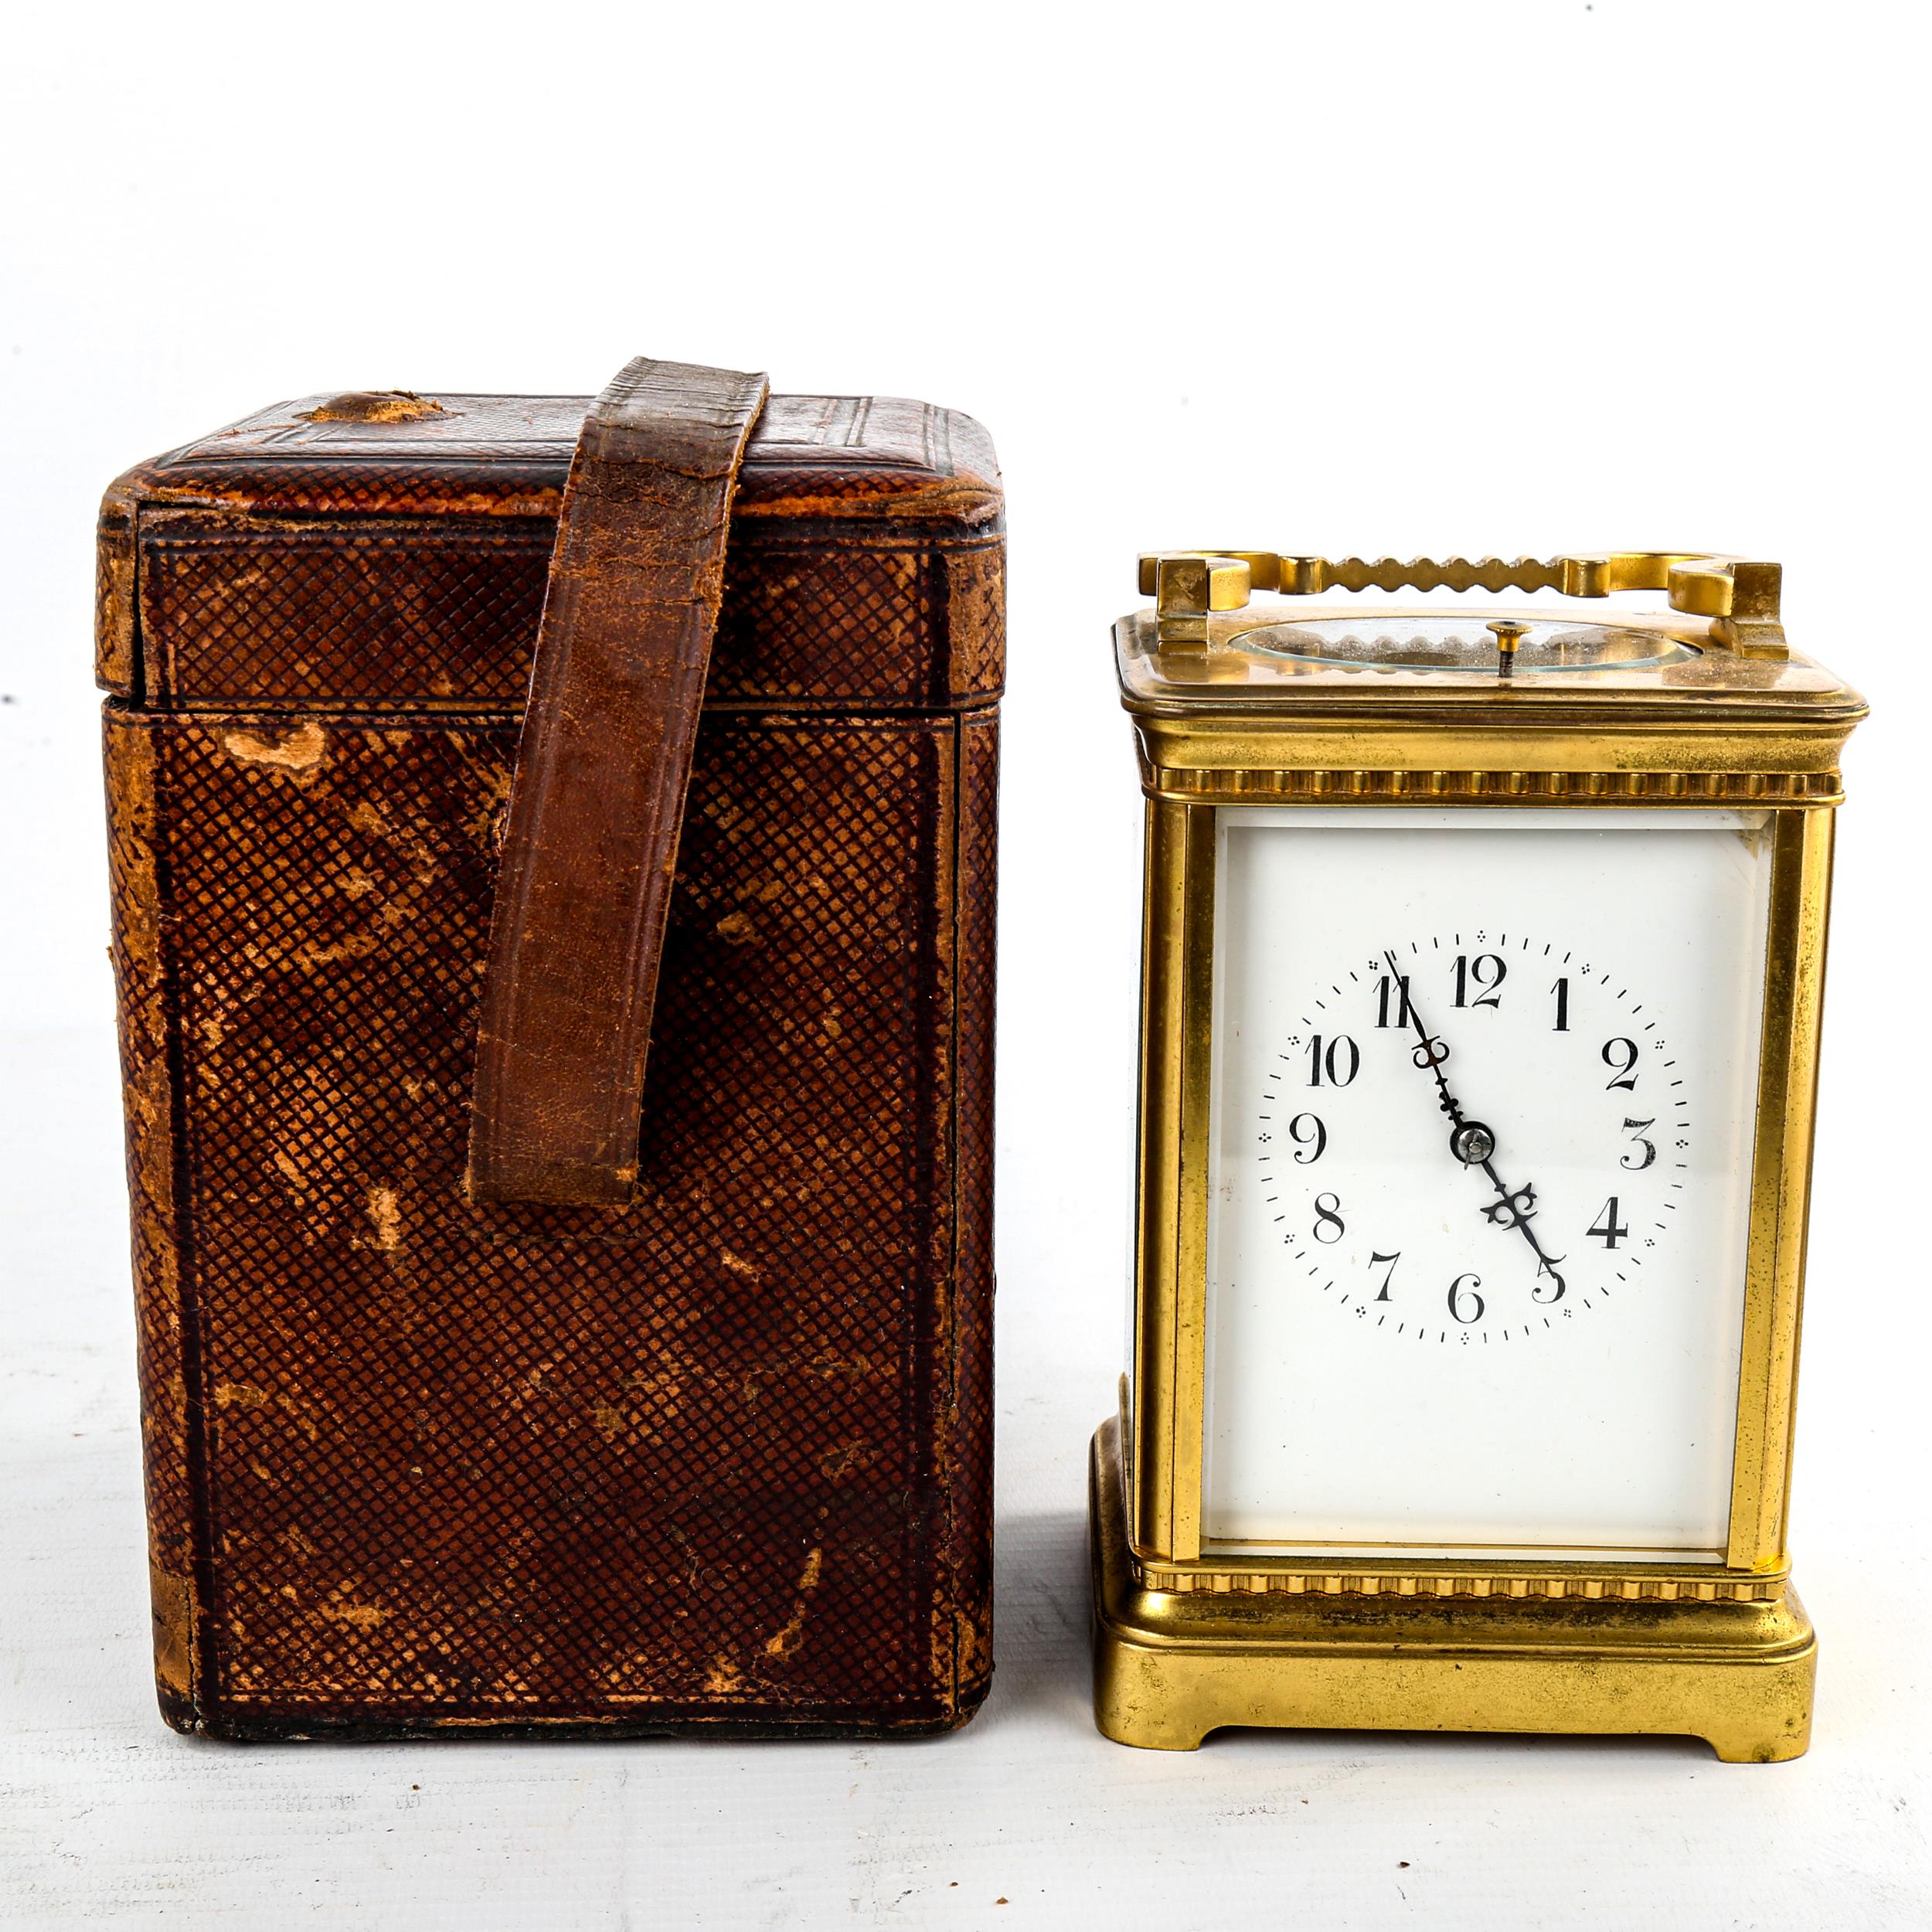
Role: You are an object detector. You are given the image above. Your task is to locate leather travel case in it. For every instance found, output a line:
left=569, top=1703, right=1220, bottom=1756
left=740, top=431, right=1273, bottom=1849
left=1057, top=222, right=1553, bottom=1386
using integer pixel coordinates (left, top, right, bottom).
left=96, top=359, right=1002, bottom=1738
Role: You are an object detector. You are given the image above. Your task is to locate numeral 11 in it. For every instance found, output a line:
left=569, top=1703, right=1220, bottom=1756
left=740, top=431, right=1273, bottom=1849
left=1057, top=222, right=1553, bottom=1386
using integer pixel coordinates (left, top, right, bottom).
left=1376, top=975, right=1413, bottom=1029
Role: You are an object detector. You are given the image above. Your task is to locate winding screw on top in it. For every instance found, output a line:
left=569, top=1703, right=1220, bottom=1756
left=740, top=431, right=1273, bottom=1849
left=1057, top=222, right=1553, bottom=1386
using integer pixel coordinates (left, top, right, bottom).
left=1487, top=618, right=1532, bottom=679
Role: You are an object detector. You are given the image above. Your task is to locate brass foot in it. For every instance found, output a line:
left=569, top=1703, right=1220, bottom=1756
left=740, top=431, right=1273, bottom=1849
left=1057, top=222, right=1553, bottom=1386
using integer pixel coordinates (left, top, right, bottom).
left=1089, top=1417, right=1815, bottom=1760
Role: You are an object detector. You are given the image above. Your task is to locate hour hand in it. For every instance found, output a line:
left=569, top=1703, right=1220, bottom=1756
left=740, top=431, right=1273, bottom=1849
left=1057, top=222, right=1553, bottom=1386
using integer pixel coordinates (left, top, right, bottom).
left=1383, top=950, right=1487, bottom=1155
left=1384, top=948, right=1566, bottom=1292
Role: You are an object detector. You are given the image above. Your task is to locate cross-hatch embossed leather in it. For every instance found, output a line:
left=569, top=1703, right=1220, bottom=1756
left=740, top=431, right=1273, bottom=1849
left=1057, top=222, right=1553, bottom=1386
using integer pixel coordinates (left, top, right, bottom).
left=468, top=358, right=770, bottom=1206
left=99, top=372, right=1002, bottom=1740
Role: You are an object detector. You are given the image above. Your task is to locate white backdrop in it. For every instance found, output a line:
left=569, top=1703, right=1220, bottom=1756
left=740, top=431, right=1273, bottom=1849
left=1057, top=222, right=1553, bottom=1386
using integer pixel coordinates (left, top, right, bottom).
left=4, top=2, right=1927, bottom=1926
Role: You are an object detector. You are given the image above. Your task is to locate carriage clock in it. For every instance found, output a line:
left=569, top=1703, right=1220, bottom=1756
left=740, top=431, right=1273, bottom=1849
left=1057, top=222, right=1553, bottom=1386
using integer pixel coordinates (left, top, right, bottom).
left=1092, top=550, right=1866, bottom=1760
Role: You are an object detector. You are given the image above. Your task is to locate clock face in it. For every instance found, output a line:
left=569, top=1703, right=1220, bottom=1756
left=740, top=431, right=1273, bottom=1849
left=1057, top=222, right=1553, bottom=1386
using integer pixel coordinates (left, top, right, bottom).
left=1202, top=808, right=1774, bottom=1560
left=1256, top=926, right=1685, bottom=1347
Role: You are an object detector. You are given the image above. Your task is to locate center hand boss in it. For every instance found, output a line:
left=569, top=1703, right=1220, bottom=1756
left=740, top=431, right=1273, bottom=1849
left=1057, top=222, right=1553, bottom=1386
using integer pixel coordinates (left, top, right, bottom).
left=1383, top=950, right=1568, bottom=1301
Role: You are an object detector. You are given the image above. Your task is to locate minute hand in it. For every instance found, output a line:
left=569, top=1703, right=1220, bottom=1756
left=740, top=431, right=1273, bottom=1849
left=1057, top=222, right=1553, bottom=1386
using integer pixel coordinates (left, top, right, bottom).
left=1383, top=950, right=1567, bottom=1294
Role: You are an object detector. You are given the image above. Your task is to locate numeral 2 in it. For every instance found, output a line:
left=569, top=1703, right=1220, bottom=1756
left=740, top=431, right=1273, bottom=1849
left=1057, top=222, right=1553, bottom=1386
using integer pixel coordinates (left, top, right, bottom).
left=1602, top=1038, right=1639, bottom=1090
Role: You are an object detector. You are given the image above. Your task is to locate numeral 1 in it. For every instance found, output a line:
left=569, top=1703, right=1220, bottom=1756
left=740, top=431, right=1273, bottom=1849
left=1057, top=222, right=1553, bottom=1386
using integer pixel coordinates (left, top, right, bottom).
left=1550, top=975, right=1570, bottom=1032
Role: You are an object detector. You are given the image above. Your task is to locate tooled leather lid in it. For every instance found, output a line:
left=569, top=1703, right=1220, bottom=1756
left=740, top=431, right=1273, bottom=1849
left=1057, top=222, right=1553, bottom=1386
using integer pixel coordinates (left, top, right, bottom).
left=133, top=392, right=1002, bottom=525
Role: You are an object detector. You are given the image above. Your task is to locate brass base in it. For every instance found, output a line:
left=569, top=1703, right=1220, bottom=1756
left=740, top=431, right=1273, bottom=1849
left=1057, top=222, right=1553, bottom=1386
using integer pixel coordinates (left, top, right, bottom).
left=1089, top=1418, right=1815, bottom=1761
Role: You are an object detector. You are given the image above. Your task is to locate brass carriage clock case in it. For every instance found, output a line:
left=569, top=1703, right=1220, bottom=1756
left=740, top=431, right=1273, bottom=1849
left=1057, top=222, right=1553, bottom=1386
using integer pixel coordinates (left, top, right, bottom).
left=1094, top=551, right=1866, bottom=1760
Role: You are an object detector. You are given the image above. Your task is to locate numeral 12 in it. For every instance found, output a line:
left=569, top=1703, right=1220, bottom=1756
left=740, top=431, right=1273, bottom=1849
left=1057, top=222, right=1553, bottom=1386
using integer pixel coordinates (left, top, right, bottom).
left=1453, top=953, right=1506, bottom=1009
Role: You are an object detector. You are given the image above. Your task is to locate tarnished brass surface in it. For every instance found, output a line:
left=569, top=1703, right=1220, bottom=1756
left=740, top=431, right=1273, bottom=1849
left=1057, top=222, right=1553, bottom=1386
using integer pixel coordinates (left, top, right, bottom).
left=1091, top=1417, right=1816, bottom=1760
left=1106, top=562, right=1863, bottom=1757
left=1128, top=807, right=1213, bottom=1558
left=1728, top=809, right=1835, bottom=1570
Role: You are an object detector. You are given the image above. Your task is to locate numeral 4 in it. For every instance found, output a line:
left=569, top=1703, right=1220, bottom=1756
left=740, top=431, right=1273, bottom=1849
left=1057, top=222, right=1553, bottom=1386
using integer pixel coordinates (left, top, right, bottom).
left=1587, top=1196, right=1630, bottom=1248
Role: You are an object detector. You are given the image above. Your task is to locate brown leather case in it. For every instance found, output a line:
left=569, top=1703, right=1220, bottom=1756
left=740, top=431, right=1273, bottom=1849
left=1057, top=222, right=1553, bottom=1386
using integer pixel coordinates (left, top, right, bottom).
left=97, top=369, right=1002, bottom=1739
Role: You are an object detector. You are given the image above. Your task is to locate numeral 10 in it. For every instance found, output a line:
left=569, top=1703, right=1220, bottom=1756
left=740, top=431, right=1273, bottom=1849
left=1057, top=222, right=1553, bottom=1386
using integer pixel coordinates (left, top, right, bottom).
left=1305, top=1034, right=1359, bottom=1087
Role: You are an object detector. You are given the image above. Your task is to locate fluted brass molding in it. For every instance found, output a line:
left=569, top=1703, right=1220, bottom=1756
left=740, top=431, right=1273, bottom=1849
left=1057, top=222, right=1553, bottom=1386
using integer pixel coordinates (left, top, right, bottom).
left=1140, top=1567, right=1787, bottom=1603
left=1143, top=765, right=1843, bottom=807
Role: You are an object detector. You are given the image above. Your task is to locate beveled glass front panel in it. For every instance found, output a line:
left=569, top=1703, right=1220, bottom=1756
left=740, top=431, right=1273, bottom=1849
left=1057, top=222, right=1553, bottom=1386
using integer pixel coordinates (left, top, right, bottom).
left=1202, top=807, right=1774, bottom=1560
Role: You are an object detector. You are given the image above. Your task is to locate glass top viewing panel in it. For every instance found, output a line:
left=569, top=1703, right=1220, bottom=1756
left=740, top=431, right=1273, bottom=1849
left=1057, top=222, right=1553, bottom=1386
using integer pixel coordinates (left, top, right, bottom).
left=1241, top=617, right=1700, bottom=675
left=1113, top=605, right=1862, bottom=709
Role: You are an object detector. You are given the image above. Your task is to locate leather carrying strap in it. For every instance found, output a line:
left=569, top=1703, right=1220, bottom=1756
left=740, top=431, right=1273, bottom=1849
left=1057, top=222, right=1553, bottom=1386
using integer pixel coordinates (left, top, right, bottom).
left=468, top=356, right=770, bottom=1206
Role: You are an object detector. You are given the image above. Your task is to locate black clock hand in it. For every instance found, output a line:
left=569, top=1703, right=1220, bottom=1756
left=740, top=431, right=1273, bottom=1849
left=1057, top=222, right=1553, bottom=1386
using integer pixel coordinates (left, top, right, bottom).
left=1383, top=949, right=1567, bottom=1296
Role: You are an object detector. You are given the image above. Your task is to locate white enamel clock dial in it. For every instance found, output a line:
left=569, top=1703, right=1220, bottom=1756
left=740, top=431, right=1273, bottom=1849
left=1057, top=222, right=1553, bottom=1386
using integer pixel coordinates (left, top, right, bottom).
left=1202, top=807, right=1774, bottom=1560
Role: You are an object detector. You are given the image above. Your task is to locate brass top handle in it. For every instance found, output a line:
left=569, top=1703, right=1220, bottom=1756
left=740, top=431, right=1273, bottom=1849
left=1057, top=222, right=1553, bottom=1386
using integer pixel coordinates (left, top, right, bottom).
left=1137, top=551, right=1784, bottom=655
